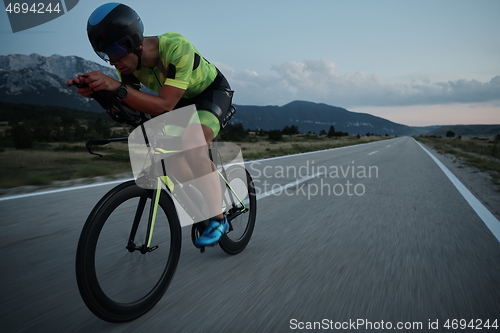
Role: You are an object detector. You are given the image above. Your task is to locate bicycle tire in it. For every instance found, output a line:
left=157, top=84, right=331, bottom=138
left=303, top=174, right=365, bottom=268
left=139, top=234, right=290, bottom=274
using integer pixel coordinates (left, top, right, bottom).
left=75, top=180, right=182, bottom=323
left=219, top=166, right=257, bottom=255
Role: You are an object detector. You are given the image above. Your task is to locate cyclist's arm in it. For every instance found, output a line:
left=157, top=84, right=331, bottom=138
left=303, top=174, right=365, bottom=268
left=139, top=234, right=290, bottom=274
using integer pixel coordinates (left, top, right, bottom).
left=119, top=84, right=185, bottom=115
left=81, top=71, right=185, bottom=116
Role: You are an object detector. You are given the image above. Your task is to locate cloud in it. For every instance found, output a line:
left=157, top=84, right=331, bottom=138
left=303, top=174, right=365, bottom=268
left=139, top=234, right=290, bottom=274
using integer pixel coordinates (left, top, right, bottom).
left=214, top=59, right=500, bottom=108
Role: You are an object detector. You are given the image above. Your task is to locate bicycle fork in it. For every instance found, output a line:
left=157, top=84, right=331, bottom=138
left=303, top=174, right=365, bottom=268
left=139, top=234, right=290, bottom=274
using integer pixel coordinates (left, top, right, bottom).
left=126, top=180, right=162, bottom=254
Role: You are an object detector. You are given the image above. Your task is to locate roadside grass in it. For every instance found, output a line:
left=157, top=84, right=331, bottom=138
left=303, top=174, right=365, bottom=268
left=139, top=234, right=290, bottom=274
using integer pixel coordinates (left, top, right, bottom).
left=238, top=134, right=390, bottom=160
left=0, top=134, right=391, bottom=189
left=415, top=136, right=500, bottom=186
left=0, top=141, right=132, bottom=189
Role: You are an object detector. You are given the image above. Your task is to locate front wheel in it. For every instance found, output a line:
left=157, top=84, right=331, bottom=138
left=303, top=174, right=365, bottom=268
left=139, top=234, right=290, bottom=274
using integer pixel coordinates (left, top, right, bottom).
left=75, top=181, right=182, bottom=323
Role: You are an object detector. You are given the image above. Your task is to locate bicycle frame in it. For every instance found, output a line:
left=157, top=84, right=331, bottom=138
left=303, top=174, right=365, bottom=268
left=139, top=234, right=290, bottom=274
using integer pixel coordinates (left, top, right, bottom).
left=86, top=137, right=248, bottom=252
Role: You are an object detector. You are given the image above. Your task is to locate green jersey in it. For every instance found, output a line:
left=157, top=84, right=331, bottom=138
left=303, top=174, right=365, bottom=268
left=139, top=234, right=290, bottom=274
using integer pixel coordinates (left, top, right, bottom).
left=122, top=32, right=218, bottom=99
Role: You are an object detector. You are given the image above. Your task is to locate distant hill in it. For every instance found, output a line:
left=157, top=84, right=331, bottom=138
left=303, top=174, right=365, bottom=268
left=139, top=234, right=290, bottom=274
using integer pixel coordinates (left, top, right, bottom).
left=424, top=125, right=500, bottom=138
left=1, top=53, right=477, bottom=137
left=233, top=101, right=424, bottom=136
left=411, top=125, right=442, bottom=134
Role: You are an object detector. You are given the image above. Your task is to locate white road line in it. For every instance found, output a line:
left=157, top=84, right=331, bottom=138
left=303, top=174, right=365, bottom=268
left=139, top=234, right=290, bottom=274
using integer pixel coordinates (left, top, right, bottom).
left=0, top=179, right=133, bottom=202
left=0, top=138, right=399, bottom=201
left=0, top=172, right=326, bottom=203
left=368, top=151, right=379, bottom=155
left=386, top=145, right=391, bottom=147
left=415, top=139, right=500, bottom=242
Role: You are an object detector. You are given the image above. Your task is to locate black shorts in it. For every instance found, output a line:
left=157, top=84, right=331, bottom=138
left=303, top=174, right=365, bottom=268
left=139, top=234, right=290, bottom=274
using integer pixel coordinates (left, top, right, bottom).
left=174, top=69, right=234, bottom=137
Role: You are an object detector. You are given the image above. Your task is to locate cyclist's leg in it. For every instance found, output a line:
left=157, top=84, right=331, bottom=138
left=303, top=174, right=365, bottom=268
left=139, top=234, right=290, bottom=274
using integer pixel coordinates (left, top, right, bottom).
left=177, top=70, right=233, bottom=217
left=190, top=72, right=232, bottom=211
left=167, top=98, right=199, bottom=184
left=184, top=117, right=230, bottom=247
left=170, top=152, right=194, bottom=183
left=181, top=113, right=222, bottom=219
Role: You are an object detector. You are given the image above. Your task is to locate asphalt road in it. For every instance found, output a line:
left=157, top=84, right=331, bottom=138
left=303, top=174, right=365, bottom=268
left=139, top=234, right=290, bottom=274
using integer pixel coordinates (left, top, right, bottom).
left=1, top=137, right=499, bottom=332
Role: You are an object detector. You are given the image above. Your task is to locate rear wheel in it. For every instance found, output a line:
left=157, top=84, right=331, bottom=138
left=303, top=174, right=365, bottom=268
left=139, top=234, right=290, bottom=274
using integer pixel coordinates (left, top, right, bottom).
left=75, top=181, right=181, bottom=323
left=219, top=167, right=257, bottom=255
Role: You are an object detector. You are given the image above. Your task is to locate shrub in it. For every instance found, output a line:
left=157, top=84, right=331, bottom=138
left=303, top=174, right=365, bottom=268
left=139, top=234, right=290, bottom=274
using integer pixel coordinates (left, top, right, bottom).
left=268, top=130, right=283, bottom=141
left=283, top=125, right=299, bottom=135
left=327, top=126, right=336, bottom=138
left=220, top=123, right=247, bottom=141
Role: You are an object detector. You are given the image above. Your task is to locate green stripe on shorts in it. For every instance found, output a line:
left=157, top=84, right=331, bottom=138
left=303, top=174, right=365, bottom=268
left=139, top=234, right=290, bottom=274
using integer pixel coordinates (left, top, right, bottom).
left=164, top=110, right=221, bottom=138
left=196, top=110, right=221, bottom=137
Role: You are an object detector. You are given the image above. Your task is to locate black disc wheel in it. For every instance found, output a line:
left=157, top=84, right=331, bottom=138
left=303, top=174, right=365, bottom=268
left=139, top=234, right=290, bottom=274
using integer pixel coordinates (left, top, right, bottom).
left=75, top=181, right=182, bottom=323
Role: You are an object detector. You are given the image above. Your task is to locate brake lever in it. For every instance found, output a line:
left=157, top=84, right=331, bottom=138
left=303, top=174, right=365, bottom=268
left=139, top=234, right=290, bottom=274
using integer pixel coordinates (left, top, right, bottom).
left=85, top=138, right=129, bottom=157
left=85, top=139, right=106, bottom=158
left=68, top=74, right=90, bottom=88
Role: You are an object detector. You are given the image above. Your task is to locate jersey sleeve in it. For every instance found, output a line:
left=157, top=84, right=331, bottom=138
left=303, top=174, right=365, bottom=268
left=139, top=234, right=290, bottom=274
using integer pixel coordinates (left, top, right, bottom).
left=162, top=38, right=195, bottom=91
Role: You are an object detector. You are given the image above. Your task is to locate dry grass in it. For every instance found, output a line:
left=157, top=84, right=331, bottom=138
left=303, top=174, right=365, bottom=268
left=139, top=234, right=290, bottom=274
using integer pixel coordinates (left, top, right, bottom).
left=0, top=142, right=132, bottom=189
left=239, top=134, right=389, bottom=160
left=0, top=135, right=390, bottom=189
left=416, top=136, right=500, bottom=186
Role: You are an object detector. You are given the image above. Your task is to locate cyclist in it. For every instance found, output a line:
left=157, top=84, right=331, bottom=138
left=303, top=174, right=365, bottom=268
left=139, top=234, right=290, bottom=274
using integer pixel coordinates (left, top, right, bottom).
left=67, top=2, right=233, bottom=247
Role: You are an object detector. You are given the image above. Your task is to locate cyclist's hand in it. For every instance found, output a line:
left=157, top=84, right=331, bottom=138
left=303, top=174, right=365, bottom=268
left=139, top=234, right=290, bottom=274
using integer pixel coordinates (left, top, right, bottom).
left=67, top=74, right=94, bottom=98
left=83, top=71, right=121, bottom=93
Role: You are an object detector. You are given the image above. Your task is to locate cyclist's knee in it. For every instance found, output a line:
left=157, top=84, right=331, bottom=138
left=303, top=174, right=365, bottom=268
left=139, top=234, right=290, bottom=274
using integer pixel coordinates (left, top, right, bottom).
left=201, top=124, right=215, bottom=144
left=182, top=122, right=215, bottom=146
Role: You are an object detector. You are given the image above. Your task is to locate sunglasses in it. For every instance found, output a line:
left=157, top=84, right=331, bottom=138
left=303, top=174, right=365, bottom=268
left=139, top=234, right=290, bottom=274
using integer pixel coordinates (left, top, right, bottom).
left=95, top=41, right=130, bottom=63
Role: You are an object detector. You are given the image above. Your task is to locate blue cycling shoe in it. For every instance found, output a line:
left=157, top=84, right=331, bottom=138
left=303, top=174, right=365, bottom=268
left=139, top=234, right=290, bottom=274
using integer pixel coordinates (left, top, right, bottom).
left=194, top=217, right=229, bottom=247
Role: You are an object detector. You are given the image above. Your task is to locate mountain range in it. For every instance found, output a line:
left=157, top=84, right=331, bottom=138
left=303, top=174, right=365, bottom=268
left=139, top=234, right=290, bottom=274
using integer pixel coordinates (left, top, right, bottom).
left=231, top=101, right=437, bottom=136
left=0, top=53, right=496, bottom=137
left=424, top=125, right=500, bottom=138
left=0, top=53, right=117, bottom=112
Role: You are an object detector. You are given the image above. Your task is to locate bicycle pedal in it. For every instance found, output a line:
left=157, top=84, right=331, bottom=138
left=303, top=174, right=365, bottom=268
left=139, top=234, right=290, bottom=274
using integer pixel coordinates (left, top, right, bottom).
left=198, top=243, right=217, bottom=253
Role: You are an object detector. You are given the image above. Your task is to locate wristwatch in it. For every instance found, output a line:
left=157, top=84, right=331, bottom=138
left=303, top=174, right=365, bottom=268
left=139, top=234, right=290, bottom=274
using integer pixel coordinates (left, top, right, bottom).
left=115, top=83, right=128, bottom=99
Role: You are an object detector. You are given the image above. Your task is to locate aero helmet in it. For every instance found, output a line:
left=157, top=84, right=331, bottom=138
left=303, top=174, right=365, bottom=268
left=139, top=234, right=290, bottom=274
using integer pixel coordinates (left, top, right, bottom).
left=87, top=3, right=144, bottom=63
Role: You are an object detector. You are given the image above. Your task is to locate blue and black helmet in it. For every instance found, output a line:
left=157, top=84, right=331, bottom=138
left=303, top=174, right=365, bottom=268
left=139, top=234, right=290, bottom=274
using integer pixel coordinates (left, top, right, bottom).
left=87, top=3, right=144, bottom=62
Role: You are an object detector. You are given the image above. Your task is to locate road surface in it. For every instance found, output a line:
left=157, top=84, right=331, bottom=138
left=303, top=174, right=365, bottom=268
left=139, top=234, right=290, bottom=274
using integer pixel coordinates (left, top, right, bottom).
left=1, top=137, right=499, bottom=332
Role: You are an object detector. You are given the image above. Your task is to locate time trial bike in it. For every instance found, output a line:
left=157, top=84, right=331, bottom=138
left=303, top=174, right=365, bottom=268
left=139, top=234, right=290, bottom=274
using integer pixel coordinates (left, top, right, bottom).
left=74, top=95, right=256, bottom=323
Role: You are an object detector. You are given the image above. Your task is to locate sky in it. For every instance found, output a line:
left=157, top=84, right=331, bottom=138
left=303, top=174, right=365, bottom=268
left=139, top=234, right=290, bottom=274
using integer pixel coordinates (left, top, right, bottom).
left=1, top=0, right=499, bottom=126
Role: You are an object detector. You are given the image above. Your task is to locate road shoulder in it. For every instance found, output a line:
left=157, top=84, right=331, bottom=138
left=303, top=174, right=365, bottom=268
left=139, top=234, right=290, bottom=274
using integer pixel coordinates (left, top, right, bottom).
left=418, top=140, right=500, bottom=221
